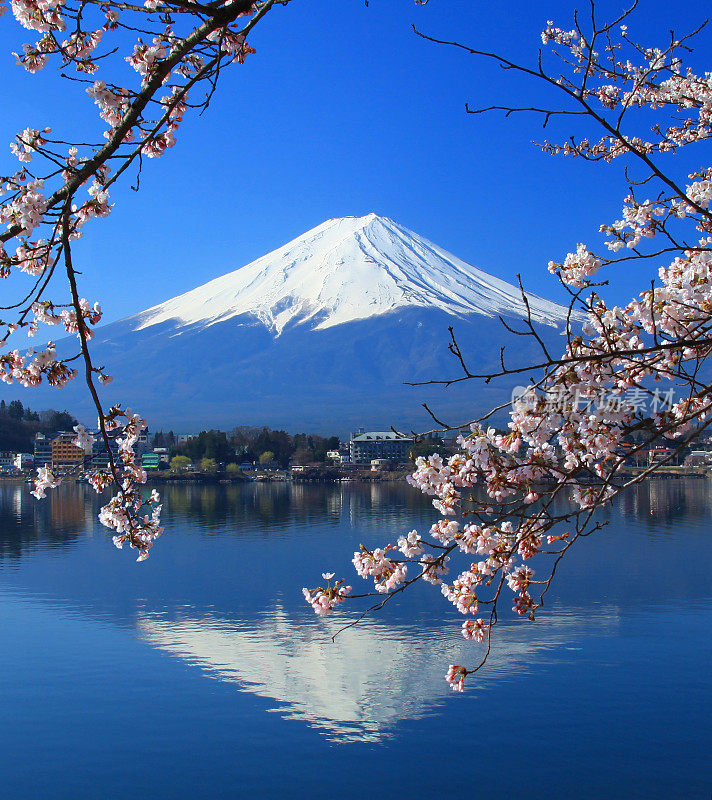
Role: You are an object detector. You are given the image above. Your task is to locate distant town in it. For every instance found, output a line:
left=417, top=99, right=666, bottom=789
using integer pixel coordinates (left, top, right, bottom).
left=0, top=399, right=445, bottom=480
left=2, top=398, right=712, bottom=482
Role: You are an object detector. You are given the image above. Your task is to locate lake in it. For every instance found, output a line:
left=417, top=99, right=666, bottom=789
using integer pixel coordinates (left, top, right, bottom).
left=0, top=479, right=710, bottom=799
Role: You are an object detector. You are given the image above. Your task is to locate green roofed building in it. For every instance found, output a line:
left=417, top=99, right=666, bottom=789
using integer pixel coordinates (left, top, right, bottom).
left=142, top=453, right=161, bottom=470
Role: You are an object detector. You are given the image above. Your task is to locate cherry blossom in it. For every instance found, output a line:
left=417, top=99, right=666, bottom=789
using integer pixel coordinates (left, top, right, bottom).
left=397, top=529, right=423, bottom=557
left=302, top=580, right=352, bottom=616
left=72, top=424, right=94, bottom=453
left=31, top=465, right=61, bottom=499
left=445, top=665, right=466, bottom=692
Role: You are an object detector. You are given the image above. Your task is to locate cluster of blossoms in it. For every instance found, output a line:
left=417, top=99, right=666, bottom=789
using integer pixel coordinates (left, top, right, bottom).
left=126, top=30, right=169, bottom=83
left=11, top=240, right=52, bottom=278
left=30, top=408, right=162, bottom=561
left=352, top=544, right=409, bottom=593
left=30, top=464, right=61, bottom=499
left=71, top=423, right=94, bottom=453
left=206, top=28, right=255, bottom=63
left=302, top=573, right=352, bottom=616
left=1, top=178, right=47, bottom=237
left=445, top=664, right=467, bottom=693
left=142, top=90, right=187, bottom=159
left=86, top=81, right=131, bottom=134
left=10, top=127, right=48, bottom=162
left=0, top=343, right=77, bottom=388
left=95, top=408, right=163, bottom=561
left=30, top=298, right=102, bottom=337
left=304, top=12, right=712, bottom=691
left=419, top=552, right=450, bottom=584
left=548, top=243, right=602, bottom=288
left=397, top=529, right=423, bottom=556
left=461, top=618, right=487, bottom=643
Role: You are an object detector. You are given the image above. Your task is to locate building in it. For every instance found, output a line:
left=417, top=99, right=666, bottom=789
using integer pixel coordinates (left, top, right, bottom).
left=34, top=433, right=53, bottom=467
left=0, top=451, right=15, bottom=469
left=327, top=443, right=351, bottom=464
left=136, top=427, right=150, bottom=456
left=142, top=453, right=162, bottom=470
left=51, top=433, right=85, bottom=470
left=648, top=446, right=676, bottom=466
left=349, top=430, right=413, bottom=465
left=88, top=431, right=119, bottom=470
left=14, top=453, right=34, bottom=470
left=685, top=450, right=712, bottom=467
left=152, top=447, right=169, bottom=467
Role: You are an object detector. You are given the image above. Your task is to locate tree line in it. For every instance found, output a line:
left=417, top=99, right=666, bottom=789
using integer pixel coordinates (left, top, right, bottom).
left=0, top=401, right=78, bottom=453
left=152, top=426, right=340, bottom=469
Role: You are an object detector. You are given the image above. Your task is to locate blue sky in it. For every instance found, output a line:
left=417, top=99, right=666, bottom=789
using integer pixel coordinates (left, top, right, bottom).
left=1, top=0, right=711, bottom=322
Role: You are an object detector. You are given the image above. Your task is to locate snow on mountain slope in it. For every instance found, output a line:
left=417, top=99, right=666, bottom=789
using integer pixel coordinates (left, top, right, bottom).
left=134, top=213, right=569, bottom=335
left=8, top=214, right=578, bottom=431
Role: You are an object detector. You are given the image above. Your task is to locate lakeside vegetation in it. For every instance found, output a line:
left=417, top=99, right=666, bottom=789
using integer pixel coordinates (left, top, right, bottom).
left=153, top=427, right=341, bottom=469
left=0, top=401, right=77, bottom=453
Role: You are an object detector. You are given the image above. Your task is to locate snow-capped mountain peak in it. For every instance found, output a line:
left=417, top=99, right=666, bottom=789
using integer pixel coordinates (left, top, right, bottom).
left=135, top=213, right=568, bottom=335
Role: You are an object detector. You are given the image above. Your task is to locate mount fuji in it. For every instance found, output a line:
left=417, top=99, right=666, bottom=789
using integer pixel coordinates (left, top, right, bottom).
left=17, top=214, right=574, bottom=433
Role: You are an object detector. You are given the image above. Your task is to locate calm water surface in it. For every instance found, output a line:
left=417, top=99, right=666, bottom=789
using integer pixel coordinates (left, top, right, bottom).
left=0, top=479, right=710, bottom=799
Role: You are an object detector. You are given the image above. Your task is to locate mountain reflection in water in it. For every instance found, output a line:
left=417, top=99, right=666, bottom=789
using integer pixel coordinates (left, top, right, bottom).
left=136, top=604, right=619, bottom=742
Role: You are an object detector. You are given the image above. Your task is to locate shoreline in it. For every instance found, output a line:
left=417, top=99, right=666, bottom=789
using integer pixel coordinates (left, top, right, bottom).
left=4, top=466, right=711, bottom=486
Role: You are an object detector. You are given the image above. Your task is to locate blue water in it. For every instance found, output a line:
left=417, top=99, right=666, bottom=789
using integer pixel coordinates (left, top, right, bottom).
left=0, top=479, right=710, bottom=799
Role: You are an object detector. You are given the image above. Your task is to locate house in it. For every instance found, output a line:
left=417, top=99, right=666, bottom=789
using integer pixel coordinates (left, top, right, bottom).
left=685, top=450, right=712, bottom=467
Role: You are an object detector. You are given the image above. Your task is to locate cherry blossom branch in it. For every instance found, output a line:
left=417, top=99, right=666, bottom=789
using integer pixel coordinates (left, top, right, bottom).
left=2, top=0, right=291, bottom=557
left=305, top=3, right=712, bottom=691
